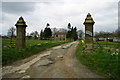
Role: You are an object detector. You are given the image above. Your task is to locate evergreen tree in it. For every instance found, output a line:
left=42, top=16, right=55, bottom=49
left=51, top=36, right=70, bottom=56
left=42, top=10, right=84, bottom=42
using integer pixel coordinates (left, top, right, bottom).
left=68, top=23, right=71, bottom=30
left=44, top=27, right=48, bottom=39
left=46, top=23, right=50, bottom=27
left=66, top=23, right=72, bottom=38
left=66, top=31, right=71, bottom=38
left=47, top=27, right=52, bottom=38
left=73, top=27, right=78, bottom=41
left=43, top=24, right=52, bottom=40
left=40, top=30, right=44, bottom=40
left=66, top=25, right=78, bottom=41
left=71, top=27, right=74, bottom=38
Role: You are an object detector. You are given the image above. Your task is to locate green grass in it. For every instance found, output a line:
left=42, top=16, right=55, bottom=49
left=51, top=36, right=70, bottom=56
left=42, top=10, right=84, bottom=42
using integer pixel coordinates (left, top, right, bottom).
left=93, top=41, right=119, bottom=48
left=2, top=38, right=71, bottom=65
left=76, top=41, right=119, bottom=79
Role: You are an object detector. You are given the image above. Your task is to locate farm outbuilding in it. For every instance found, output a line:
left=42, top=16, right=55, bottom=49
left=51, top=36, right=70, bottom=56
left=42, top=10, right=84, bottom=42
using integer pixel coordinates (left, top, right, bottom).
left=54, top=32, right=67, bottom=41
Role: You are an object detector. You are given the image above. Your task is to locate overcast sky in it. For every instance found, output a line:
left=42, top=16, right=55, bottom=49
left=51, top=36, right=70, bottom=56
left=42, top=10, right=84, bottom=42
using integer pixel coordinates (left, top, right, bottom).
left=1, top=0, right=119, bottom=35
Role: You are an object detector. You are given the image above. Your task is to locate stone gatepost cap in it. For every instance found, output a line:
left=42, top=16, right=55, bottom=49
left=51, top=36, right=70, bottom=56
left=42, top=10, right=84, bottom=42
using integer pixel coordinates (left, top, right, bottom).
left=83, top=13, right=95, bottom=24
left=15, top=16, right=27, bottom=27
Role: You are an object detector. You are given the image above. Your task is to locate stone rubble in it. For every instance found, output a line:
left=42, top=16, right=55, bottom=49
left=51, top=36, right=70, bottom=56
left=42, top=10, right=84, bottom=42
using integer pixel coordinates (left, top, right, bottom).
left=62, top=42, right=75, bottom=49
left=37, top=59, right=53, bottom=66
left=2, top=51, right=51, bottom=75
left=22, top=75, right=30, bottom=78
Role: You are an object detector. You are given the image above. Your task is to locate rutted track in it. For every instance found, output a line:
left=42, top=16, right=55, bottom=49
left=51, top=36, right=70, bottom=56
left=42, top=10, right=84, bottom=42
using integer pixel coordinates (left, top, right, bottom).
left=2, top=41, right=103, bottom=78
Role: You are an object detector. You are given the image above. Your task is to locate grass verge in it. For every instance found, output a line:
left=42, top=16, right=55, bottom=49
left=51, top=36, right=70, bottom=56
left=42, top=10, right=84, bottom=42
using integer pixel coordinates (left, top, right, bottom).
left=76, top=40, right=119, bottom=79
left=2, top=39, right=71, bottom=65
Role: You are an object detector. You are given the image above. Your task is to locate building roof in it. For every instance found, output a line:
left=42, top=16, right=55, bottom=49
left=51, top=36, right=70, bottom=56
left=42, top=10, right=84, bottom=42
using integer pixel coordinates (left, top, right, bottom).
left=54, top=32, right=67, bottom=35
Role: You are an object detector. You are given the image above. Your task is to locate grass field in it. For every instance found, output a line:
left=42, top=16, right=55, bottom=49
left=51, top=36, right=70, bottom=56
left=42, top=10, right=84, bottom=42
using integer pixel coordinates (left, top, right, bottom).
left=93, top=41, right=119, bottom=48
left=76, top=40, right=119, bottom=79
left=2, top=38, right=71, bottom=65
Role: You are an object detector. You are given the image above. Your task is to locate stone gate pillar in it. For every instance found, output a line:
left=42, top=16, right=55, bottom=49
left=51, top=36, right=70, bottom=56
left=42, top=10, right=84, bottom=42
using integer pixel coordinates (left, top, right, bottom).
left=83, top=13, right=95, bottom=50
left=15, top=16, right=27, bottom=49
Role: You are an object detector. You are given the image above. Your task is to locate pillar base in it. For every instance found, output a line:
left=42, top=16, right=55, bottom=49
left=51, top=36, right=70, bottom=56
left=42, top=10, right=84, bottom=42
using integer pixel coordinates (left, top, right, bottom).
left=85, top=43, right=93, bottom=50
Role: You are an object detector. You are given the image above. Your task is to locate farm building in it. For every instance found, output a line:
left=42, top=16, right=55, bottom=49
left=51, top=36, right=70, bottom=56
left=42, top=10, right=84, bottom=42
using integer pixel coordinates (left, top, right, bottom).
left=54, top=32, right=67, bottom=41
left=95, top=37, right=120, bottom=42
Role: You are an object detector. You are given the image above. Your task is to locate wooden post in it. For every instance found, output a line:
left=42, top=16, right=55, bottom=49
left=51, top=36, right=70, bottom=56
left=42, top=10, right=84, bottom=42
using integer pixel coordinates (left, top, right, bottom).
left=15, top=16, right=27, bottom=49
left=83, top=13, right=95, bottom=50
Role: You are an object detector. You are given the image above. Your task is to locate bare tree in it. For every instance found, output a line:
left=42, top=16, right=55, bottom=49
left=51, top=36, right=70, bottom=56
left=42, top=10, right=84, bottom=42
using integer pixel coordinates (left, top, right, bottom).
left=34, top=31, right=39, bottom=39
left=30, top=31, right=39, bottom=39
left=78, top=30, right=84, bottom=39
left=51, top=27, right=57, bottom=36
left=26, top=33, right=32, bottom=39
left=7, top=27, right=16, bottom=44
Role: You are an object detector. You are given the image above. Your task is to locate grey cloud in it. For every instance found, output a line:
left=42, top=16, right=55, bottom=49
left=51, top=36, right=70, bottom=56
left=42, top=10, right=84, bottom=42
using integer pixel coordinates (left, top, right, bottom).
left=118, top=1, right=120, bottom=26
left=2, top=2, right=36, bottom=14
left=1, top=1, right=118, bottom=35
left=0, top=2, right=1, bottom=34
